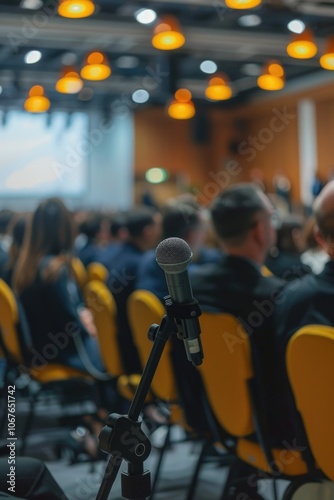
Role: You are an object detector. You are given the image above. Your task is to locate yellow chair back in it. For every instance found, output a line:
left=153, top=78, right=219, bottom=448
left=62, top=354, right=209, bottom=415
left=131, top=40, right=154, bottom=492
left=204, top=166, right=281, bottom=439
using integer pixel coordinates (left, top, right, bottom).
left=0, top=278, right=24, bottom=364
left=86, top=262, right=108, bottom=283
left=127, top=290, right=179, bottom=402
left=287, top=325, right=334, bottom=481
left=71, top=257, right=87, bottom=290
left=199, top=312, right=254, bottom=437
left=83, top=280, right=123, bottom=376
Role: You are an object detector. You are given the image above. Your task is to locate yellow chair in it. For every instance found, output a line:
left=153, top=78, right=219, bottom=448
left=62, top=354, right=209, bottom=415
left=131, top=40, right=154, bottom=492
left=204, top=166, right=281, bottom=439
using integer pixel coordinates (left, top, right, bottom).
left=199, top=312, right=309, bottom=498
left=127, top=290, right=185, bottom=420
left=71, top=257, right=87, bottom=290
left=127, top=290, right=234, bottom=499
left=83, top=280, right=123, bottom=376
left=286, top=324, right=334, bottom=497
left=86, top=262, right=108, bottom=283
left=0, top=278, right=95, bottom=455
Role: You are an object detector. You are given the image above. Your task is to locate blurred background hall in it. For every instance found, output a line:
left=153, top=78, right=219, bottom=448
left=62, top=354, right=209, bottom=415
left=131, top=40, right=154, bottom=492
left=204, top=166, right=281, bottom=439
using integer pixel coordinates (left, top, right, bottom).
left=1, top=1, right=334, bottom=499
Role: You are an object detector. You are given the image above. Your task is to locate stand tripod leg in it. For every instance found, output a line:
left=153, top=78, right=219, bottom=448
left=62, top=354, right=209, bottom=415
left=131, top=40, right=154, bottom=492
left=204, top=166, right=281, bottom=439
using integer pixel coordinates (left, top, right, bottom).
left=96, top=455, right=121, bottom=500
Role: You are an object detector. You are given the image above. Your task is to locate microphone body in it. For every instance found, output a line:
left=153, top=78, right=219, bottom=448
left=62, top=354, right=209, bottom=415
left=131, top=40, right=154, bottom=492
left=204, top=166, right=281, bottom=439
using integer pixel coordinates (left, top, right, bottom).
left=155, top=237, right=203, bottom=366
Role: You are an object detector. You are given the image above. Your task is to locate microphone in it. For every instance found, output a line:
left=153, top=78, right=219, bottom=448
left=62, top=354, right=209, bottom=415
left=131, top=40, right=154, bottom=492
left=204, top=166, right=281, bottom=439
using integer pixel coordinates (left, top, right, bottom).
left=155, top=237, right=203, bottom=366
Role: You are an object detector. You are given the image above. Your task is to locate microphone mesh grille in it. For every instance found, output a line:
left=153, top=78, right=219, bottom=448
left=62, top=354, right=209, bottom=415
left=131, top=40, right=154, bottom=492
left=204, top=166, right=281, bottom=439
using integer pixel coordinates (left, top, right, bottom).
left=156, top=237, right=192, bottom=265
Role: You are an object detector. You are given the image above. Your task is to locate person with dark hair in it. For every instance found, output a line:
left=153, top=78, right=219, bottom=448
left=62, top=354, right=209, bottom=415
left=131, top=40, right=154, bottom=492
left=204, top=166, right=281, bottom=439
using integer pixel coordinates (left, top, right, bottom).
left=265, top=214, right=312, bottom=280
left=74, top=211, right=103, bottom=267
left=12, top=198, right=114, bottom=457
left=190, top=183, right=289, bottom=445
left=0, top=209, right=14, bottom=279
left=5, top=215, right=27, bottom=285
left=136, top=201, right=220, bottom=301
left=105, top=206, right=162, bottom=374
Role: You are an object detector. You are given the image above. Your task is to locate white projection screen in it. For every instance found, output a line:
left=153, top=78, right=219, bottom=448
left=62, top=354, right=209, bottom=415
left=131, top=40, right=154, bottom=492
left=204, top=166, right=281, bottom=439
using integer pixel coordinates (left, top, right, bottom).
left=0, top=110, right=89, bottom=197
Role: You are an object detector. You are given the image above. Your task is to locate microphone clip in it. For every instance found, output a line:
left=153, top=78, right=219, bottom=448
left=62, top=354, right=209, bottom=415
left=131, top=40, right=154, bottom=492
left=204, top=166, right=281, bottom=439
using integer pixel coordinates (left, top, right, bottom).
left=163, top=295, right=202, bottom=323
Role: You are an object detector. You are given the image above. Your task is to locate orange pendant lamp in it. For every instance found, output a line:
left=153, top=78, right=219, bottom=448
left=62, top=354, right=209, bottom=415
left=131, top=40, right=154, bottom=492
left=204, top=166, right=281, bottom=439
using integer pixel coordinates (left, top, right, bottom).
left=58, top=0, right=95, bottom=18
left=80, top=51, right=111, bottom=81
left=225, top=0, right=262, bottom=9
left=257, top=61, right=285, bottom=91
left=56, top=67, right=83, bottom=94
left=167, top=89, right=195, bottom=119
left=287, top=29, right=318, bottom=59
left=24, top=85, right=50, bottom=113
left=320, top=36, right=334, bottom=70
left=152, top=16, right=185, bottom=50
left=205, top=74, right=232, bottom=101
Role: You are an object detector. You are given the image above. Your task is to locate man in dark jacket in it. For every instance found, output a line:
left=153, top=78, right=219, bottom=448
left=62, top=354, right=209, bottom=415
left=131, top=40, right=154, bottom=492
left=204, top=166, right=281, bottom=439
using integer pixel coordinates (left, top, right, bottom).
left=191, top=184, right=288, bottom=445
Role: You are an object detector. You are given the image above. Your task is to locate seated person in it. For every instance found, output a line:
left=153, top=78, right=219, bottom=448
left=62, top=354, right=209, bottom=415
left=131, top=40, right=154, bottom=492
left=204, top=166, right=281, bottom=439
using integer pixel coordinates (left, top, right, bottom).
left=265, top=214, right=312, bottom=280
left=275, top=179, right=334, bottom=358
left=136, top=199, right=220, bottom=302
left=5, top=215, right=27, bottom=286
left=12, top=198, right=115, bottom=456
left=74, top=211, right=104, bottom=267
left=190, top=183, right=290, bottom=445
left=301, top=216, right=329, bottom=274
left=105, top=206, right=162, bottom=374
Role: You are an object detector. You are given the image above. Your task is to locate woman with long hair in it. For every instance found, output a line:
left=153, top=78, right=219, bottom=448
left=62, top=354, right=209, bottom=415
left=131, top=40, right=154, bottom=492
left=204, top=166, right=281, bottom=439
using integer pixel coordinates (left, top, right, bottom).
left=13, top=198, right=112, bottom=458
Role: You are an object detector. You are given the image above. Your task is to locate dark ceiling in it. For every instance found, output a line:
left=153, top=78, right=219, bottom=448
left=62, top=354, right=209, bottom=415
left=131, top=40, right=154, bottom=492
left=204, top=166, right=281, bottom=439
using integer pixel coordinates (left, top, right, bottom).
left=0, top=0, right=333, bottom=113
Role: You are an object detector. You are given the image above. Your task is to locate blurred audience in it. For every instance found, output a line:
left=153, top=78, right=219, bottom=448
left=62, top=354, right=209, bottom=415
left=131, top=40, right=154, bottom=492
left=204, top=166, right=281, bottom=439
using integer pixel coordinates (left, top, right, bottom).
left=74, top=211, right=104, bottom=267
left=5, top=215, right=27, bottom=285
left=105, top=206, right=162, bottom=374
left=301, top=216, right=329, bottom=274
left=0, top=209, right=14, bottom=278
left=136, top=199, right=220, bottom=302
left=265, top=214, right=312, bottom=280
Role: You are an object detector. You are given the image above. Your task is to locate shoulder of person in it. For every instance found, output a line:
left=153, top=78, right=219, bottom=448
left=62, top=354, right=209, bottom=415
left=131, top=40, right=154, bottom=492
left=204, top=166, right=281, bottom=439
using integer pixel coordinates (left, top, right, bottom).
left=40, top=255, right=70, bottom=282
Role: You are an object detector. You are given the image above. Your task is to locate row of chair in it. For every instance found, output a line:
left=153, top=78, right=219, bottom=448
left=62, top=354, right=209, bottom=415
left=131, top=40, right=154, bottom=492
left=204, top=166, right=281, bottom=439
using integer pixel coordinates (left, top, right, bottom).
left=1, top=258, right=334, bottom=499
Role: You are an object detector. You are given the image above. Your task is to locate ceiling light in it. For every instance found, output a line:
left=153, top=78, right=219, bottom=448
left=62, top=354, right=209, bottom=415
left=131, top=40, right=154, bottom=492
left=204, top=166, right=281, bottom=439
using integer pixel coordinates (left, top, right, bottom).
left=20, top=0, right=43, bottom=8
left=200, top=60, right=218, bottom=74
left=24, top=50, right=42, bottom=64
left=145, top=168, right=168, bottom=184
left=257, top=61, right=284, bottom=91
left=58, top=0, right=95, bottom=19
left=238, top=14, right=262, bottom=27
left=81, top=51, right=111, bottom=80
left=320, top=36, right=334, bottom=70
left=167, top=89, right=195, bottom=120
left=287, top=19, right=305, bottom=34
left=287, top=29, right=317, bottom=59
left=24, top=85, right=50, bottom=113
left=132, top=89, right=149, bottom=104
left=135, top=8, right=157, bottom=25
left=115, top=56, right=140, bottom=69
left=152, top=16, right=185, bottom=51
left=56, top=66, right=83, bottom=94
left=205, top=74, right=232, bottom=101
left=225, top=0, right=262, bottom=9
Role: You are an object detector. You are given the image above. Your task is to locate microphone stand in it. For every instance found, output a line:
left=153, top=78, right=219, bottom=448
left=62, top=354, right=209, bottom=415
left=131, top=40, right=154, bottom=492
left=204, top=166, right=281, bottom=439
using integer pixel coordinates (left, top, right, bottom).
left=96, top=298, right=202, bottom=500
